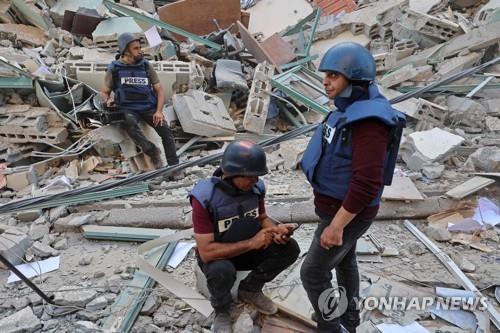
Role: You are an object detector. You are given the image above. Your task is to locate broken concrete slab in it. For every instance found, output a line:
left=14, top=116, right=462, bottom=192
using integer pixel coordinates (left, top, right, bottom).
left=382, top=176, right=424, bottom=201
left=0, top=23, right=48, bottom=47
left=446, top=95, right=488, bottom=130
left=0, top=228, right=32, bottom=268
left=54, top=286, right=98, bottom=307
left=172, top=89, right=236, bottom=137
left=422, top=163, right=445, bottom=179
left=401, top=128, right=465, bottom=171
left=435, top=52, right=483, bottom=78
left=485, top=116, right=500, bottom=132
left=0, top=306, right=42, bottom=333
left=28, top=241, right=58, bottom=258
left=380, top=64, right=419, bottom=88
left=445, top=176, right=496, bottom=199
left=463, top=147, right=500, bottom=172
left=92, top=17, right=144, bottom=51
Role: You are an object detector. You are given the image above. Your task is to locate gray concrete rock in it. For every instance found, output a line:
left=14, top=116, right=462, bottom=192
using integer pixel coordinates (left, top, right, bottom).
left=424, top=225, right=452, bottom=242
left=28, top=223, right=49, bottom=241
left=464, top=147, right=500, bottom=172
left=74, top=320, right=103, bottom=333
left=29, top=242, right=57, bottom=258
left=16, top=210, right=42, bottom=223
left=53, top=238, right=68, bottom=250
left=408, top=241, right=427, bottom=255
left=422, top=163, right=445, bottom=179
left=78, top=255, right=93, bottom=266
left=53, top=286, right=98, bottom=307
left=85, top=296, right=107, bottom=311
left=140, top=294, right=161, bottom=316
left=0, top=306, right=42, bottom=333
left=233, top=312, right=253, bottom=333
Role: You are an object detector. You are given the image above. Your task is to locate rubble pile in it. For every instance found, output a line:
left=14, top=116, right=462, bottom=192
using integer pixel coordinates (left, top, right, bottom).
left=0, top=0, right=499, bottom=332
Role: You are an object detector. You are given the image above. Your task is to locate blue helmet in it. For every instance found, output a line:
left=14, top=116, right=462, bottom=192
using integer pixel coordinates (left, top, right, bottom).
left=318, top=42, right=376, bottom=82
left=118, top=32, right=141, bottom=56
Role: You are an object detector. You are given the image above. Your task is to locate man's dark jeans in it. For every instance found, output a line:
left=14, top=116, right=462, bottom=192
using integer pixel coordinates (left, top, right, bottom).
left=198, top=240, right=300, bottom=312
left=300, top=209, right=373, bottom=333
left=122, top=109, right=179, bottom=165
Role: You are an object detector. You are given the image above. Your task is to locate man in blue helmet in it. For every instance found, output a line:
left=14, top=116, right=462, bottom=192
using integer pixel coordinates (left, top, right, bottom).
left=190, top=140, right=300, bottom=333
left=300, top=42, right=406, bottom=332
left=100, top=32, right=179, bottom=170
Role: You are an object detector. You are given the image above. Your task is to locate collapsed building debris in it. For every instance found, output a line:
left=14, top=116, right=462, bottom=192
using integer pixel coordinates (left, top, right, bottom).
left=0, top=0, right=499, bottom=332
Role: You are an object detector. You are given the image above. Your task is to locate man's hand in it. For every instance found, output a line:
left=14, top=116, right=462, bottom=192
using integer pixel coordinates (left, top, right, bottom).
left=273, top=223, right=296, bottom=245
left=105, top=97, right=114, bottom=107
left=250, top=227, right=278, bottom=250
left=152, top=110, right=165, bottom=127
left=320, top=224, right=343, bottom=250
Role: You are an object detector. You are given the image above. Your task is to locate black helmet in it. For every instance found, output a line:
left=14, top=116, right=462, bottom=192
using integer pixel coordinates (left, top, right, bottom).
left=221, top=141, right=268, bottom=177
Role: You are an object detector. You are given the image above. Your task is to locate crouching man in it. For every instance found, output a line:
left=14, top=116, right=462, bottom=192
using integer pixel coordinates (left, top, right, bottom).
left=190, top=141, right=300, bottom=333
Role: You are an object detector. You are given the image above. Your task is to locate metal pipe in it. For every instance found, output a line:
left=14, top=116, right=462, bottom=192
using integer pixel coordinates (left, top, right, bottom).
left=0, top=253, right=56, bottom=305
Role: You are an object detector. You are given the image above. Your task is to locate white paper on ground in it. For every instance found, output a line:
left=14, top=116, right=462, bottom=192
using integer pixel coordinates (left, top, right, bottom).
left=8, top=256, right=60, bottom=284
left=144, top=26, right=162, bottom=47
left=167, top=242, right=195, bottom=268
left=377, top=322, right=430, bottom=333
left=473, top=197, right=500, bottom=227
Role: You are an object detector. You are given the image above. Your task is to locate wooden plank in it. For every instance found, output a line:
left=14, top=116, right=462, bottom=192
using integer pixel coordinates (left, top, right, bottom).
left=445, top=176, right=496, bottom=199
left=260, top=33, right=296, bottom=66
left=237, top=20, right=283, bottom=72
left=82, top=225, right=174, bottom=242
left=262, top=315, right=316, bottom=333
left=404, top=220, right=500, bottom=330
left=382, top=176, right=424, bottom=201
left=101, top=241, right=177, bottom=332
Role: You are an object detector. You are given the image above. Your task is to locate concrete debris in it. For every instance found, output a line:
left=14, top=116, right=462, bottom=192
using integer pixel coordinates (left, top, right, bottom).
left=0, top=228, right=32, bottom=268
left=464, top=147, right=500, bottom=172
left=0, top=306, right=42, bottom=333
left=401, top=128, right=464, bottom=171
left=0, top=1, right=499, bottom=332
left=173, top=89, right=237, bottom=137
left=53, top=286, right=98, bottom=307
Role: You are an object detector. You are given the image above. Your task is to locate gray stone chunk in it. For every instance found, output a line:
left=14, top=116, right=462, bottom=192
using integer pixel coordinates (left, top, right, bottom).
left=0, top=306, right=42, bottom=333
left=424, top=225, right=452, bottom=242
left=28, top=223, right=49, bottom=241
left=85, top=296, right=107, bottom=311
left=447, top=96, right=488, bottom=129
left=28, top=242, right=57, bottom=258
left=74, top=320, right=103, bottom=333
left=0, top=228, right=32, bottom=268
left=464, top=147, right=500, bottom=172
left=53, top=286, right=98, bottom=307
left=16, top=210, right=42, bottom=223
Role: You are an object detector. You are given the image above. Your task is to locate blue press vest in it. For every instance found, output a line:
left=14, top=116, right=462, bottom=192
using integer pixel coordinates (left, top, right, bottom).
left=107, top=59, right=157, bottom=112
left=301, top=83, right=406, bottom=206
left=190, top=177, right=265, bottom=243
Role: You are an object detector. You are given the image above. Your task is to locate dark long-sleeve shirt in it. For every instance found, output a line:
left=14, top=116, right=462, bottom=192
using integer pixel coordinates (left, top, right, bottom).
left=314, top=118, right=390, bottom=219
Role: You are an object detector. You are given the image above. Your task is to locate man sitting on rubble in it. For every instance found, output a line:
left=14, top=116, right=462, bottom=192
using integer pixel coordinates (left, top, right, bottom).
left=100, top=32, right=179, bottom=171
left=190, top=140, right=300, bottom=333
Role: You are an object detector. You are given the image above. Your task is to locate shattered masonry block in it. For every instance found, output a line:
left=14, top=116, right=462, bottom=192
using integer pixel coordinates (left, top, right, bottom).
left=64, top=60, right=201, bottom=100
left=173, top=90, right=236, bottom=137
left=243, top=62, right=275, bottom=134
left=401, top=128, right=464, bottom=171
left=379, top=64, right=418, bottom=88
left=436, top=52, right=483, bottom=78
left=0, top=112, right=48, bottom=132
left=0, top=127, right=68, bottom=145
left=0, top=228, right=32, bottom=269
left=128, top=153, right=156, bottom=173
left=373, top=53, right=389, bottom=72
left=405, top=9, right=461, bottom=41
left=392, top=39, right=418, bottom=60
left=0, top=306, right=42, bottom=333
left=92, top=17, right=143, bottom=50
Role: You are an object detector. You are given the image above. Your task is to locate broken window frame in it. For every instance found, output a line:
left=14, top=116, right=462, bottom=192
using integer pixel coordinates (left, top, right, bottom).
left=271, top=65, right=330, bottom=116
